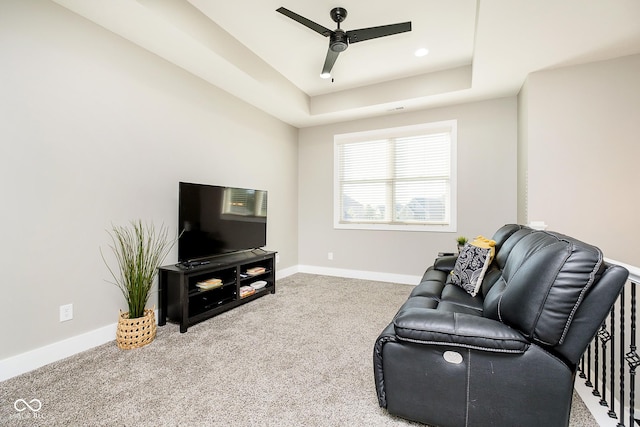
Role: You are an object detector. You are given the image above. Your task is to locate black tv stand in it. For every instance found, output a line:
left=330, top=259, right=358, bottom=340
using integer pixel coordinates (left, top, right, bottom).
left=158, top=250, right=276, bottom=332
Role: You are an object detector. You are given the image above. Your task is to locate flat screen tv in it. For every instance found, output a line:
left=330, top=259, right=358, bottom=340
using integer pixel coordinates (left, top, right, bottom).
left=178, top=182, right=267, bottom=263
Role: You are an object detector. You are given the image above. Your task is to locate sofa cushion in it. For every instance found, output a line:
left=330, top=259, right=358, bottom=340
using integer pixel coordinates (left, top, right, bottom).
left=419, top=265, right=449, bottom=284
left=450, top=237, right=496, bottom=296
left=440, top=285, right=484, bottom=311
left=406, top=272, right=486, bottom=329
left=393, top=309, right=529, bottom=352
left=410, top=280, right=445, bottom=299
left=401, top=296, right=440, bottom=310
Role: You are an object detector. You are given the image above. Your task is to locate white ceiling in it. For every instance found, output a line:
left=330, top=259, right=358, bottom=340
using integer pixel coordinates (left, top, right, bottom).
left=51, top=0, right=640, bottom=128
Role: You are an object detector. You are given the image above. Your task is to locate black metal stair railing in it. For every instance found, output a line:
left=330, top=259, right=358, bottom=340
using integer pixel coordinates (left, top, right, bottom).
left=577, top=259, right=640, bottom=427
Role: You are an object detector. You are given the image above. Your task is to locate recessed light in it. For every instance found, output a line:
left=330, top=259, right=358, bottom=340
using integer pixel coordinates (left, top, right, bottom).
left=414, top=48, right=429, bottom=57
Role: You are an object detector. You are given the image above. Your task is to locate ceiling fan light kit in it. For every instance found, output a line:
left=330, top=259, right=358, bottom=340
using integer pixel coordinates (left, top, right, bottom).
left=276, top=6, right=412, bottom=79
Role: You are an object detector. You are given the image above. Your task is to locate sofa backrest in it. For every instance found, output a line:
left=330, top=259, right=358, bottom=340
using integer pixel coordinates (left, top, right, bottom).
left=480, top=225, right=534, bottom=297
left=554, top=262, right=628, bottom=364
left=483, top=229, right=606, bottom=348
left=490, top=224, right=528, bottom=254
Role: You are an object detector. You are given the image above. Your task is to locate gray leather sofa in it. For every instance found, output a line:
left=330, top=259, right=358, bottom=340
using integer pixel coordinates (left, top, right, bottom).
left=374, top=224, right=629, bottom=427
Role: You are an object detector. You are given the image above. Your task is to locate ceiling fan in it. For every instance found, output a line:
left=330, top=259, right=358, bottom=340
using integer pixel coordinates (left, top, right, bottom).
left=276, top=7, right=411, bottom=79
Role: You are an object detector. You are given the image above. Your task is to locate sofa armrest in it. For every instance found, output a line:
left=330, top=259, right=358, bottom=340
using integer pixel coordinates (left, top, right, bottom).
left=393, top=308, right=529, bottom=353
left=433, top=255, right=457, bottom=272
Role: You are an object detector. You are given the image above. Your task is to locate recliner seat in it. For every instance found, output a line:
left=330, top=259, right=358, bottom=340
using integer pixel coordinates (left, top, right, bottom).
left=374, top=224, right=629, bottom=427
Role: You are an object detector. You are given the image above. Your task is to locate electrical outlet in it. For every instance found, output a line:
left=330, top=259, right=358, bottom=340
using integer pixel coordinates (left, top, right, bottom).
left=275, top=253, right=280, bottom=264
left=328, top=252, right=334, bottom=260
left=59, top=304, right=73, bottom=322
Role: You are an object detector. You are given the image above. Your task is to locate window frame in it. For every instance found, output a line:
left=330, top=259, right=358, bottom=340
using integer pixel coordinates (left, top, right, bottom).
left=333, top=120, right=457, bottom=232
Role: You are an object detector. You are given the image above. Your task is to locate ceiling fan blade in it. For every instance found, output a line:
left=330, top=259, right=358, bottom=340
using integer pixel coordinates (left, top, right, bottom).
left=322, top=48, right=340, bottom=76
left=276, top=7, right=332, bottom=37
left=347, top=22, right=411, bottom=44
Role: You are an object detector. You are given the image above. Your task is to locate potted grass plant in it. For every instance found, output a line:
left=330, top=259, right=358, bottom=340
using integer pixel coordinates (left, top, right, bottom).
left=102, top=220, right=175, bottom=349
left=456, top=236, right=468, bottom=253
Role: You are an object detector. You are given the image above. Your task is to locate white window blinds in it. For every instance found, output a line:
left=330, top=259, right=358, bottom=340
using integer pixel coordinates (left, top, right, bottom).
left=334, top=121, right=456, bottom=232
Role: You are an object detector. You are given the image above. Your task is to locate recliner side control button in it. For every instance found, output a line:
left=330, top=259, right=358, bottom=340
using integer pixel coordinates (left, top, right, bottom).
left=443, top=351, right=463, bottom=364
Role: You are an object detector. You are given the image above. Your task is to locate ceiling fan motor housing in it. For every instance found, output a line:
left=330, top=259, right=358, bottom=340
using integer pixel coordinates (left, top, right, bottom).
left=330, top=7, right=347, bottom=24
left=330, top=30, right=348, bottom=52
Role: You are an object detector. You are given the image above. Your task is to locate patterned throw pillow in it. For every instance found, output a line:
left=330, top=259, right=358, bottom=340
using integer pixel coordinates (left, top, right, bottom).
left=450, top=236, right=496, bottom=296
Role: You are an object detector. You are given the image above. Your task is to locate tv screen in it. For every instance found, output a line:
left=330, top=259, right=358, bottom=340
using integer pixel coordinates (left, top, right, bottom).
left=178, top=182, right=267, bottom=262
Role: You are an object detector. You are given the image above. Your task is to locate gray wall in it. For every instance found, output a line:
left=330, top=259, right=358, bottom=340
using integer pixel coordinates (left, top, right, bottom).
left=520, top=54, right=640, bottom=265
left=0, top=1, right=298, bottom=359
left=298, top=97, right=518, bottom=279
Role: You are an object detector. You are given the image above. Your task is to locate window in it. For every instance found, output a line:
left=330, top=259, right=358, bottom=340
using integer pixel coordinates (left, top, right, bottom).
left=334, top=120, right=457, bottom=232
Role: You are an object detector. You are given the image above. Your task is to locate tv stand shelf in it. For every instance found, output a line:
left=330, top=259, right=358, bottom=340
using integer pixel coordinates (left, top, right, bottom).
left=158, top=250, right=276, bottom=332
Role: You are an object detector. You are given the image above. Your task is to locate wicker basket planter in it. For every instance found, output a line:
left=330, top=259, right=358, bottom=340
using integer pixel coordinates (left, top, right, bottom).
left=116, top=307, right=157, bottom=350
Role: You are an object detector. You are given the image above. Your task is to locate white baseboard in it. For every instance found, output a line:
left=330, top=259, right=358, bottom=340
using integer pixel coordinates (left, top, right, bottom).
left=275, top=265, right=299, bottom=279
left=298, top=265, right=420, bottom=285
left=0, top=322, right=117, bottom=382
left=1, top=264, right=417, bottom=382
left=278, top=263, right=421, bottom=285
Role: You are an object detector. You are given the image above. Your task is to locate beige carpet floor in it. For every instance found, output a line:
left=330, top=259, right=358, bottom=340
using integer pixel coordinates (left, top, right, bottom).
left=1, top=273, right=598, bottom=426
